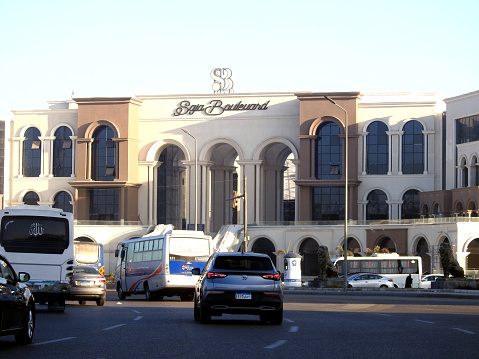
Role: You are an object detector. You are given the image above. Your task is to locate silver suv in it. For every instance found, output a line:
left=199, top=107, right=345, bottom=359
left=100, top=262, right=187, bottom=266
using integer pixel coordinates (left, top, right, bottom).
left=192, top=252, right=283, bottom=325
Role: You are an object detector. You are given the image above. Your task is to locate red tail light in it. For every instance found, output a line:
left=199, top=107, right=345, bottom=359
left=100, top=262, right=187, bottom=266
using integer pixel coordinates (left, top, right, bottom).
left=388, top=279, right=393, bottom=282
left=262, top=273, right=280, bottom=281
left=207, top=272, right=227, bottom=279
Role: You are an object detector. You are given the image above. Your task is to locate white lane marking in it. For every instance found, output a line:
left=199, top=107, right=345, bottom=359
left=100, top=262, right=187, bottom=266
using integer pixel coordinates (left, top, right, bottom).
left=373, top=313, right=391, bottom=317
left=453, top=328, right=475, bottom=335
left=264, top=340, right=287, bottom=349
left=134, top=316, right=143, bottom=321
left=416, top=319, right=435, bottom=324
left=133, top=310, right=141, bottom=314
left=284, top=318, right=294, bottom=323
left=103, top=324, right=126, bottom=331
left=32, top=337, right=76, bottom=346
left=289, top=326, right=299, bottom=333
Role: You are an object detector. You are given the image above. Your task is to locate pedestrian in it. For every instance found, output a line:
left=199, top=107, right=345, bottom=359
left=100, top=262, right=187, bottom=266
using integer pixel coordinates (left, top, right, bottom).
left=405, top=274, right=413, bottom=288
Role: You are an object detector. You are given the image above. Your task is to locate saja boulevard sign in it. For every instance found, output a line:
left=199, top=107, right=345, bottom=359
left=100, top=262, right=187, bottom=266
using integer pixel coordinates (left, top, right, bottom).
left=173, top=99, right=270, bottom=116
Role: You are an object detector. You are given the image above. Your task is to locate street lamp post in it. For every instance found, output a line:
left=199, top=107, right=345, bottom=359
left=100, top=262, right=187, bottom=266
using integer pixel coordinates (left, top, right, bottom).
left=324, top=96, right=349, bottom=291
left=181, top=128, right=198, bottom=231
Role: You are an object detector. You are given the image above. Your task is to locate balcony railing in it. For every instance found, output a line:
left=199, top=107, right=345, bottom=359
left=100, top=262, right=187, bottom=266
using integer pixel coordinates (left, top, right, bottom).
left=250, top=216, right=479, bottom=227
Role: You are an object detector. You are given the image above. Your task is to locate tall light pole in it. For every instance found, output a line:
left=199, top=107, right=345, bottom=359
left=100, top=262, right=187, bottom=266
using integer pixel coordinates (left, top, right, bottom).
left=324, top=96, right=349, bottom=291
left=181, top=128, right=198, bottom=231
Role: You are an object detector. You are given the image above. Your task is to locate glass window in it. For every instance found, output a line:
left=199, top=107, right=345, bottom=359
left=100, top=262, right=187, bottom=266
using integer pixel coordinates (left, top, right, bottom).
left=402, top=121, right=424, bottom=174
left=23, top=127, right=41, bottom=177
left=0, top=216, right=69, bottom=254
left=53, top=191, right=73, bottom=213
left=53, top=126, right=73, bottom=177
left=456, top=115, right=479, bottom=144
left=92, top=126, right=116, bottom=181
left=366, top=121, right=389, bottom=174
left=402, top=189, right=420, bottom=219
left=315, top=122, right=342, bottom=180
left=366, top=189, right=388, bottom=220
left=312, top=187, right=345, bottom=221
left=89, top=188, right=119, bottom=221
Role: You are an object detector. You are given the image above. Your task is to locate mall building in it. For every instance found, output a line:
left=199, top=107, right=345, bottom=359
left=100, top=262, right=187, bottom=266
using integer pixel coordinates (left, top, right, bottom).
left=5, top=87, right=479, bottom=277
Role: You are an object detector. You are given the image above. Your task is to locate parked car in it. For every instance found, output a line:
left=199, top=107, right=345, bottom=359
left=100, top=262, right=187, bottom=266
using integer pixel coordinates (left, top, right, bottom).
left=192, top=252, right=283, bottom=324
left=67, top=266, right=106, bottom=306
left=347, top=273, right=395, bottom=288
left=421, top=274, right=446, bottom=289
left=0, top=252, right=35, bottom=344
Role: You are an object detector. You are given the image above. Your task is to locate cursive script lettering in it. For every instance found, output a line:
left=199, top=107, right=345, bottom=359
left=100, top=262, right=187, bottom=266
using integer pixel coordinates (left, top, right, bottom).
left=29, top=222, right=44, bottom=237
left=173, top=99, right=270, bottom=116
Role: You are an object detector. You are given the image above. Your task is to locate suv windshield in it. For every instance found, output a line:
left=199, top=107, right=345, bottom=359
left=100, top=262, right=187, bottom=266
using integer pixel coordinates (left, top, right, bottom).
left=214, top=256, right=273, bottom=271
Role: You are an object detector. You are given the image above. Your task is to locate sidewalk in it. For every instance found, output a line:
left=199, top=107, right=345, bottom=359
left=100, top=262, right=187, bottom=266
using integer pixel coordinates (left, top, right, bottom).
left=283, top=286, right=479, bottom=299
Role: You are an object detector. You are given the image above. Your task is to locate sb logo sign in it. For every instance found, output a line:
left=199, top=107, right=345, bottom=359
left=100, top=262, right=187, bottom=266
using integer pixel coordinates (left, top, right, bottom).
left=211, top=68, right=234, bottom=93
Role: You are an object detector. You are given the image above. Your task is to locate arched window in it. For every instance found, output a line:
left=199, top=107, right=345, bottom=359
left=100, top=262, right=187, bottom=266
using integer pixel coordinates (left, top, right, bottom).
left=299, top=238, right=320, bottom=276
left=366, top=121, right=388, bottom=174
left=92, top=125, right=116, bottom=181
left=315, top=122, right=342, bottom=180
left=23, top=191, right=39, bottom=205
left=53, top=191, right=73, bottom=213
left=53, top=126, right=73, bottom=177
left=472, top=156, right=479, bottom=187
left=402, top=189, right=420, bottom=219
left=366, top=189, right=388, bottom=220
left=402, top=120, right=424, bottom=174
left=23, top=127, right=41, bottom=177
left=459, top=157, right=468, bottom=187
left=252, top=237, right=276, bottom=267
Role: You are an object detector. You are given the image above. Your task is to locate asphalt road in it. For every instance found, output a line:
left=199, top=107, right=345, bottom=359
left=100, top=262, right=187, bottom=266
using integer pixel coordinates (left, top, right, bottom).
left=1, top=289, right=478, bottom=359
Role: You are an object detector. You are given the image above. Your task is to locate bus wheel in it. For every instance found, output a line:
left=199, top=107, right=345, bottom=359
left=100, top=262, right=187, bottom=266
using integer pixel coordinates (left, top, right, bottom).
left=117, top=284, right=126, bottom=300
left=145, top=282, right=153, bottom=301
left=79, top=300, right=86, bottom=305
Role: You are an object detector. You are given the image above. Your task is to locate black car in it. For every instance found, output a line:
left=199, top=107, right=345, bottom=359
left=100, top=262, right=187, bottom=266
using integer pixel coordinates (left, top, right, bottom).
left=0, top=252, right=35, bottom=344
left=192, top=252, right=283, bottom=324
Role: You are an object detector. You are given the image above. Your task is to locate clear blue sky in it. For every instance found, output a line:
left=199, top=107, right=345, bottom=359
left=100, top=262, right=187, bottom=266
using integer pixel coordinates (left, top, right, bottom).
left=1, top=0, right=478, bottom=121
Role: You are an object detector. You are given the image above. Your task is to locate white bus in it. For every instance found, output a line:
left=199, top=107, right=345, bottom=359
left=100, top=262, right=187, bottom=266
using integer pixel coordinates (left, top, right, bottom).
left=114, top=230, right=212, bottom=301
left=0, top=205, right=74, bottom=311
left=333, top=253, right=422, bottom=289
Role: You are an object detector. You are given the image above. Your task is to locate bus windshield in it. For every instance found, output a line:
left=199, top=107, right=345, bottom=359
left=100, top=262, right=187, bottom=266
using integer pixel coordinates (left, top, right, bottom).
left=0, top=215, right=70, bottom=254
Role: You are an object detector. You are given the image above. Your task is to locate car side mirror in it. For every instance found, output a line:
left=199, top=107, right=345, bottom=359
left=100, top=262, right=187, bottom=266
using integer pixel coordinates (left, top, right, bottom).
left=192, top=268, right=201, bottom=275
left=18, top=272, right=30, bottom=282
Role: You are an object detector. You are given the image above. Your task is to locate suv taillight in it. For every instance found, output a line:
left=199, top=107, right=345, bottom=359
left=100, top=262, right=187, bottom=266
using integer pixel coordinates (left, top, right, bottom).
left=207, top=272, right=227, bottom=279
left=262, top=273, right=280, bottom=280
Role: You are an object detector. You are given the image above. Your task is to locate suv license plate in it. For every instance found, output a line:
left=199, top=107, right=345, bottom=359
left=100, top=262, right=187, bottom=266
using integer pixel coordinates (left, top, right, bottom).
left=235, top=292, right=252, bottom=300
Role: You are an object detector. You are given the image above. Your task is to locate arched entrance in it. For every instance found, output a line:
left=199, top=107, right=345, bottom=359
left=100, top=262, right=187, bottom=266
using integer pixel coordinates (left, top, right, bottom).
left=377, top=237, right=397, bottom=253
left=415, top=237, right=431, bottom=274
left=466, top=238, right=479, bottom=276
left=299, top=238, right=320, bottom=276
left=157, top=145, right=186, bottom=229
left=206, top=142, right=240, bottom=232
left=342, top=237, right=361, bottom=256
left=252, top=237, right=276, bottom=267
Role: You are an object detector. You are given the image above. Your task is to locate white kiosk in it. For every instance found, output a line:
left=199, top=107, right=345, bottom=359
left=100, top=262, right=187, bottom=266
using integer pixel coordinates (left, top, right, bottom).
left=283, top=252, right=302, bottom=287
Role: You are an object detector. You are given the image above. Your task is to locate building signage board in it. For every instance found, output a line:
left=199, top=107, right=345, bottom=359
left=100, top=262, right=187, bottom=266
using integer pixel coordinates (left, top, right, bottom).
left=173, top=99, right=270, bottom=116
